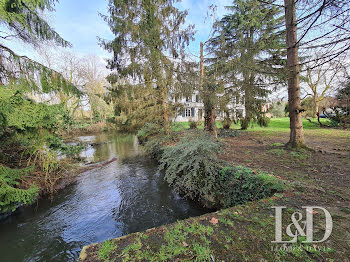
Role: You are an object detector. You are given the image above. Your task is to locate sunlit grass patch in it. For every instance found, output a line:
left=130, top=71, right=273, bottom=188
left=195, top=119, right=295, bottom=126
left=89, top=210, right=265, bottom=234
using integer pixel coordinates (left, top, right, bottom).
left=97, top=240, right=117, bottom=262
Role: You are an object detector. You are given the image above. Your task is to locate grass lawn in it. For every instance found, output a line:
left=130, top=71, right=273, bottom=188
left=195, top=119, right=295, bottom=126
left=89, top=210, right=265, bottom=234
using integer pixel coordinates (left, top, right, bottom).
left=172, top=117, right=339, bottom=132
left=80, top=120, right=350, bottom=262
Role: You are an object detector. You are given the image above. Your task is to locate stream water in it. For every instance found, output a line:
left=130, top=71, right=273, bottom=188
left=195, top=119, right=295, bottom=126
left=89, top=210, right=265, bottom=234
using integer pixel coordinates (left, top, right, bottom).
left=0, top=133, right=207, bottom=262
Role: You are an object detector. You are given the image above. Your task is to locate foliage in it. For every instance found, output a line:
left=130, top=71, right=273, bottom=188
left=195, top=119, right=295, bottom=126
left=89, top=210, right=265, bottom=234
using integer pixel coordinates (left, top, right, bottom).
left=159, top=131, right=222, bottom=204
left=270, top=102, right=287, bottom=118
left=257, top=115, right=270, bottom=127
left=329, top=81, right=350, bottom=126
left=0, top=0, right=69, bottom=47
left=46, top=135, right=85, bottom=157
left=217, top=129, right=240, bottom=138
left=107, top=83, right=162, bottom=132
left=137, top=123, right=162, bottom=145
left=0, top=165, right=38, bottom=213
left=143, top=133, right=179, bottom=160
left=222, top=116, right=232, bottom=129
left=0, top=83, right=84, bottom=206
left=0, top=0, right=83, bottom=96
left=218, top=166, right=284, bottom=207
left=240, top=118, right=250, bottom=130
left=189, top=121, right=197, bottom=129
left=301, top=97, right=314, bottom=117
left=207, top=0, right=285, bottom=129
left=153, top=130, right=283, bottom=208
left=101, top=0, right=196, bottom=133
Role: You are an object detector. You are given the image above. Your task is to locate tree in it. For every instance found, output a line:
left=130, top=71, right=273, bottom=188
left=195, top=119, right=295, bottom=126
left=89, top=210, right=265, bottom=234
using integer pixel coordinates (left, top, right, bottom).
left=301, top=61, right=339, bottom=118
left=80, top=55, right=113, bottom=123
left=207, top=0, right=285, bottom=130
left=199, top=42, right=218, bottom=137
left=100, top=0, right=194, bottom=134
left=0, top=0, right=81, bottom=210
left=337, top=79, right=350, bottom=115
left=282, top=0, right=350, bottom=147
left=0, top=0, right=80, bottom=96
left=284, top=0, right=305, bottom=147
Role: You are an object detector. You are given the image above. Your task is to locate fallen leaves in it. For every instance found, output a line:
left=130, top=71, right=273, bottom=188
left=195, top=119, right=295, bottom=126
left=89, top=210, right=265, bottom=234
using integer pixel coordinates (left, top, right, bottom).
left=209, top=217, right=219, bottom=225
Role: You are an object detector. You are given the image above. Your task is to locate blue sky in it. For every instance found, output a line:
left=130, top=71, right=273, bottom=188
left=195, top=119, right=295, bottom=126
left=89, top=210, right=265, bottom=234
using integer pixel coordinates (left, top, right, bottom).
left=51, top=0, right=233, bottom=59
left=2, top=0, right=233, bottom=62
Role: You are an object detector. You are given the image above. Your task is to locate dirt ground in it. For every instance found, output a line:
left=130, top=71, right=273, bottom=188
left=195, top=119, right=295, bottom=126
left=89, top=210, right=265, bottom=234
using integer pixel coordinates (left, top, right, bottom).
left=220, top=131, right=350, bottom=207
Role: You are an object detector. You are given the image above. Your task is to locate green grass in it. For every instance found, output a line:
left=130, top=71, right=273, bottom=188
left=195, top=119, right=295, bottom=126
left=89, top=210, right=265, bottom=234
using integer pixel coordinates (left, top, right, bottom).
left=171, top=118, right=350, bottom=138
left=97, top=240, right=117, bottom=262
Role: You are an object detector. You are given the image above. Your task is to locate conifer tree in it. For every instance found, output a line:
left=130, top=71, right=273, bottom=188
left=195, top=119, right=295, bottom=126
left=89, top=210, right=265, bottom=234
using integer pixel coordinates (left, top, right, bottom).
left=0, top=0, right=80, bottom=96
left=207, top=0, right=285, bottom=129
left=100, top=0, right=195, bottom=134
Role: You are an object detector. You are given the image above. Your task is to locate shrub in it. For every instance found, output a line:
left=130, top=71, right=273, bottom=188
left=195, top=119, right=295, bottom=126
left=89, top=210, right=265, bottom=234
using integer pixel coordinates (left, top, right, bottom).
left=217, top=166, right=284, bottom=208
left=137, top=123, right=161, bottom=144
left=218, top=129, right=240, bottom=138
left=159, top=131, right=222, bottom=203
left=189, top=120, right=197, bottom=129
left=222, top=117, right=232, bottom=129
left=240, top=118, right=250, bottom=130
left=257, top=116, right=270, bottom=127
left=46, top=135, right=85, bottom=157
left=146, top=130, right=284, bottom=208
left=143, top=134, right=178, bottom=160
left=270, top=102, right=287, bottom=118
left=0, top=165, right=39, bottom=213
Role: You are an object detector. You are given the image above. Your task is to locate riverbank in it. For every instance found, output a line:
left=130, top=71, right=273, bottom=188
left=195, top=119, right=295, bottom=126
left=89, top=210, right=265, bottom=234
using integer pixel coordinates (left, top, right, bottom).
left=79, top=124, right=350, bottom=261
left=0, top=132, right=210, bottom=262
left=0, top=132, right=115, bottom=221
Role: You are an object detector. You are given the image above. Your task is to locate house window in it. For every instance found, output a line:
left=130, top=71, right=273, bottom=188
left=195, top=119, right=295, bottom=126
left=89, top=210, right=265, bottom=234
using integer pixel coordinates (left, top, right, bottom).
left=183, top=108, right=195, bottom=117
left=196, top=95, right=200, bottom=103
left=186, top=96, right=192, bottom=102
left=185, top=108, right=191, bottom=117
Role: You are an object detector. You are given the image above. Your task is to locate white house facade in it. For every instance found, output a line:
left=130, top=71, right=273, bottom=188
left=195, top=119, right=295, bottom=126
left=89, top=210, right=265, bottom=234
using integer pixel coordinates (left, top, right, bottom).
left=171, top=91, right=246, bottom=122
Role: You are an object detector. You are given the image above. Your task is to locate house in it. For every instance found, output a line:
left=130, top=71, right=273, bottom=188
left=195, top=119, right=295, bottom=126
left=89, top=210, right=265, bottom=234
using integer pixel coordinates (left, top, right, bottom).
left=171, top=91, right=246, bottom=122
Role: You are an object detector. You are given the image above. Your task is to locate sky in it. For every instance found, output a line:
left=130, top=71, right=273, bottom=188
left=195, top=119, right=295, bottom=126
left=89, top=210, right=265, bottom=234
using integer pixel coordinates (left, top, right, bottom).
left=2, top=0, right=233, bottom=64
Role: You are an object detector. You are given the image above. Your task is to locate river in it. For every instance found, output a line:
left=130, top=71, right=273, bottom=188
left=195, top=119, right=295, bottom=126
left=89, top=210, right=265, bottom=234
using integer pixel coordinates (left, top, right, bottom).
left=0, top=133, right=207, bottom=262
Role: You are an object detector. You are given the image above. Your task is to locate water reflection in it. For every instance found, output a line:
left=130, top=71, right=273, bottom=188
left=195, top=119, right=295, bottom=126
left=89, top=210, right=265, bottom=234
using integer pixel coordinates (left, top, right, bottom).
left=78, top=133, right=139, bottom=164
left=0, top=133, right=207, bottom=262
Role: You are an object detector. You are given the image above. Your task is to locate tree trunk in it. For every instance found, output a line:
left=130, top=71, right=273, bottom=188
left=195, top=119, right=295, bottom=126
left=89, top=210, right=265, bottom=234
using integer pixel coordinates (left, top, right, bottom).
left=200, top=42, right=217, bottom=137
left=161, top=88, right=170, bottom=135
left=204, top=105, right=217, bottom=138
left=284, top=0, right=305, bottom=148
left=313, top=96, right=319, bottom=118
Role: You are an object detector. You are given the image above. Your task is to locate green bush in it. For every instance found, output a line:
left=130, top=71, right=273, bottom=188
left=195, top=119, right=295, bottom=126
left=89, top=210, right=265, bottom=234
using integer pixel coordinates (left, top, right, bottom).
left=218, top=166, right=284, bottom=208
left=46, top=135, right=85, bottom=157
left=257, top=116, right=270, bottom=127
left=218, top=129, right=240, bottom=138
left=222, top=118, right=232, bottom=129
left=137, top=123, right=161, bottom=144
left=189, top=121, right=197, bottom=129
left=143, top=134, right=177, bottom=159
left=159, top=131, right=222, bottom=203
left=155, top=131, right=283, bottom=208
left=240, top=118, right=250, bottom=130
left=0, top=165, right=39, bottom=213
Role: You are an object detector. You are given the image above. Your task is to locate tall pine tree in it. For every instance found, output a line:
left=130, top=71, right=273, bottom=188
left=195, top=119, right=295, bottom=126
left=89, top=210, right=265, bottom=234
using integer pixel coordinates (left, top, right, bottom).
left=100, top=0, right=194, bottom=134
left=207, top=0, right=285, bottom=129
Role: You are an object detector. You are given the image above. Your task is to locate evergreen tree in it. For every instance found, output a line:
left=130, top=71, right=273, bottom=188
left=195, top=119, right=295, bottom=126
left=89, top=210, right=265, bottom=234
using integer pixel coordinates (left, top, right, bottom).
left=0, top=0, right=81, bottom=213
left=100, top=0, right=195, bottom=134
left=207, top=0, right=285, bottom=129
left=0, top=0, right=80, bottom=96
